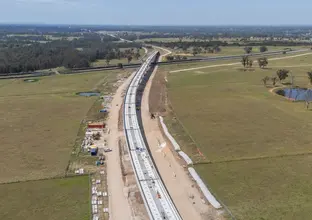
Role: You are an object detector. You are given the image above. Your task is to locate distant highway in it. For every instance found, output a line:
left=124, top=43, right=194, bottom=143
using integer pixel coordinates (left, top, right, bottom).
left=70, top=48, right=310, bottom=73
left=156, top=48, right=310, bottom=65
left=123, top=51, right=182, bottom=220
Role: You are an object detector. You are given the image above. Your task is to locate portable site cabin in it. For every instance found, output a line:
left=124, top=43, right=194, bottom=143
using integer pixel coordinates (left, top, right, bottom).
left=88, top=122, right=105, bottom=129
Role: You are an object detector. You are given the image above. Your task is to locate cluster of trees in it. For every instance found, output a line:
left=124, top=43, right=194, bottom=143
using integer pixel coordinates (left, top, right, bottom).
left=262, top=76, right=277, bottom=86
left=241, top=56, right=254, bottom=68
left=241, top=56, right=269, bottom=69
left=262, top=69, right=289, bottom=86
left=0, top=38, right=142, bottom=74
left=104, top=48, right=141, bottom=66
left=258, top=57, right=269, bottom=68
left=244, top=46, right=268, bottom=54
left=165, top=55, right=188, bottom=61
left=262, top=70, right=312, bottom=88
left=191, top=46, right=221, bottom=56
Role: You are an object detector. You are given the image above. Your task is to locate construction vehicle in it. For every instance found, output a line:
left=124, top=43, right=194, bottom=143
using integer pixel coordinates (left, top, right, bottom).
left=156, top=191, right=161, bottom=199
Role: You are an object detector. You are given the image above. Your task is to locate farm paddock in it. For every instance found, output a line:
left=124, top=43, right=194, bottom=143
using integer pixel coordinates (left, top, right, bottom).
left=162, top=53, right=312, bottom=219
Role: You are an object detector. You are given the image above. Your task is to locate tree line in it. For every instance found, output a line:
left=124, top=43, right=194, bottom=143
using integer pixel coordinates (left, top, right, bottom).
left=144, top=40, right=310, bottom=50
left=0, top=38, right=142, bottom=74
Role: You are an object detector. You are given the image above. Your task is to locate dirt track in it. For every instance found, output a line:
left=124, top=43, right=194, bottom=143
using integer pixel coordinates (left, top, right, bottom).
left=141, top=49, right=223, bottom=219
left=106, top=73, right=134, bottom=220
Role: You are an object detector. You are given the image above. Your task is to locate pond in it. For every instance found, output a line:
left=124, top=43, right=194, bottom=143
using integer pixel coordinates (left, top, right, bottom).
left=24, top=79, right=39, bottom=83
left=276, top=88, right=312, bottom=101
left=76, top=92, right=101, bottom=97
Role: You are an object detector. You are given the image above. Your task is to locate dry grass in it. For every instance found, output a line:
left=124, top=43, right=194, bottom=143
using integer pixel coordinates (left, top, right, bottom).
left=0, top=70, right=125, bottom=183
left=164, top=53, right=312, bottom=219
left=195, top=155, right=312, bottom=220
left=0, top=176, right=90, bottom=220
left=0, top=95, right=95, bottom=183
left=0, top=71, right=117, bottom=96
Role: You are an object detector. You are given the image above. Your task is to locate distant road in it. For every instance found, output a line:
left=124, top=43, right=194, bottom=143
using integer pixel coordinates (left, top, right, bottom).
left=107, top=33, right=132, bottom=42
left=157, top=48, right=310, bottom=65
left=170, top=51, right=312, bottom=73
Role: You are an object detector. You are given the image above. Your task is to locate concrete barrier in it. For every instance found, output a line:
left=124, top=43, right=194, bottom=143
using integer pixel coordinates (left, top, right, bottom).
left=159, top=116, right=181, bottom=151
left=188, top=167, right=222, bottom=209
left=178, top=151, right=193, bottom=165
left=159, top=116, right=193, bottom=165
left=159, top=116, right=222, bottom=209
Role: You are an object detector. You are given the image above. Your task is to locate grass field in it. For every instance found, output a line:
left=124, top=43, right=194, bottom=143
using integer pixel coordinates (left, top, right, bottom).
left=0, top=70, right=124, bottom=183
left=0, top=73, right=110, bottom=96
left=0, top=176, right=90, bottom=220
left=164, top=53, right=312, bottom=219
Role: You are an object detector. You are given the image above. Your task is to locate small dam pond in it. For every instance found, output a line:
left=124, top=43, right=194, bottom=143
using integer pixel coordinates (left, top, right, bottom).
left=276, top=88, right=312, bottom=101
left=23, top=79, right=39, bottom=83
left=76, top=92, right=101, bottom=97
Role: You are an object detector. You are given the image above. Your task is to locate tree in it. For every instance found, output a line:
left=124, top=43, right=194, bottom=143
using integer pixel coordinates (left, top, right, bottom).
left=247, top=59, right=253, bottom=68
left=117, top=63, right=123, bottom=69
left=244, top=46, right=253, bottom=54
left=214, top=46, right=221, bottom=53
left=166, top=55, right=174, bottom=61
left=127, top=55, right=133, bottom=64
left=105, top=56, right=110, bottom=66
left=241, top=55, right=249, bottom=68
left=271, top=77, right=277, bottom=86
left=262, top=76, right=270, bottom=86
left=197, top=47, right=202, bottom=54
left=276, top=69, right=289, bottom=82
left=174, top=55, right=181, bottom=60
left=260, top=46, right=268, bottom=53
left=258, top=57, right=268, bottom=68
left=134, top=52, right=140, bottom=60
left=207, top=48, right=214, bottom=53
left=307, top=71, right=312, bottom=84
left=182, top=56, right=187, bottom=60
left=115, top=49, right=121, bottom=59
left=182, top=45, right=188, bottom=52
left=192, top=47, right=199, bottom=56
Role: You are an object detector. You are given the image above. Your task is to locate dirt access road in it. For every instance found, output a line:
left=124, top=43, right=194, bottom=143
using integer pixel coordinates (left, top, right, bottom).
left=106, top=73, right=134, bottom=220
left=141, top=48, right=223, bottom=219
left=105, top=44, right=151, bottom=220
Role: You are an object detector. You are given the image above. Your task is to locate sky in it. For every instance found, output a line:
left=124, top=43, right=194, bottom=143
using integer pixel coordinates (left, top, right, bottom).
left=0, top=0, right=311, bottom=26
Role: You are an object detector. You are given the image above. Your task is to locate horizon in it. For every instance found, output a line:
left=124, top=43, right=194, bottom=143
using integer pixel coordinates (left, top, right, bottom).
left=1, top=23, right=312, bottom=27
left=1, top=0, right=312, bottom=26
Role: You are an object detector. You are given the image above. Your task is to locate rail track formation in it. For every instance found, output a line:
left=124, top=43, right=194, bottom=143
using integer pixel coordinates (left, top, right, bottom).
left=123, top=51, right=182, bottom=220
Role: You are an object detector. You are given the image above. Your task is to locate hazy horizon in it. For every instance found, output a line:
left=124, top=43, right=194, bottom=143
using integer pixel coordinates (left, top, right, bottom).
left=1, top=0, right=312, bottom=26
left=1, top=23, right=312, bottom=27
